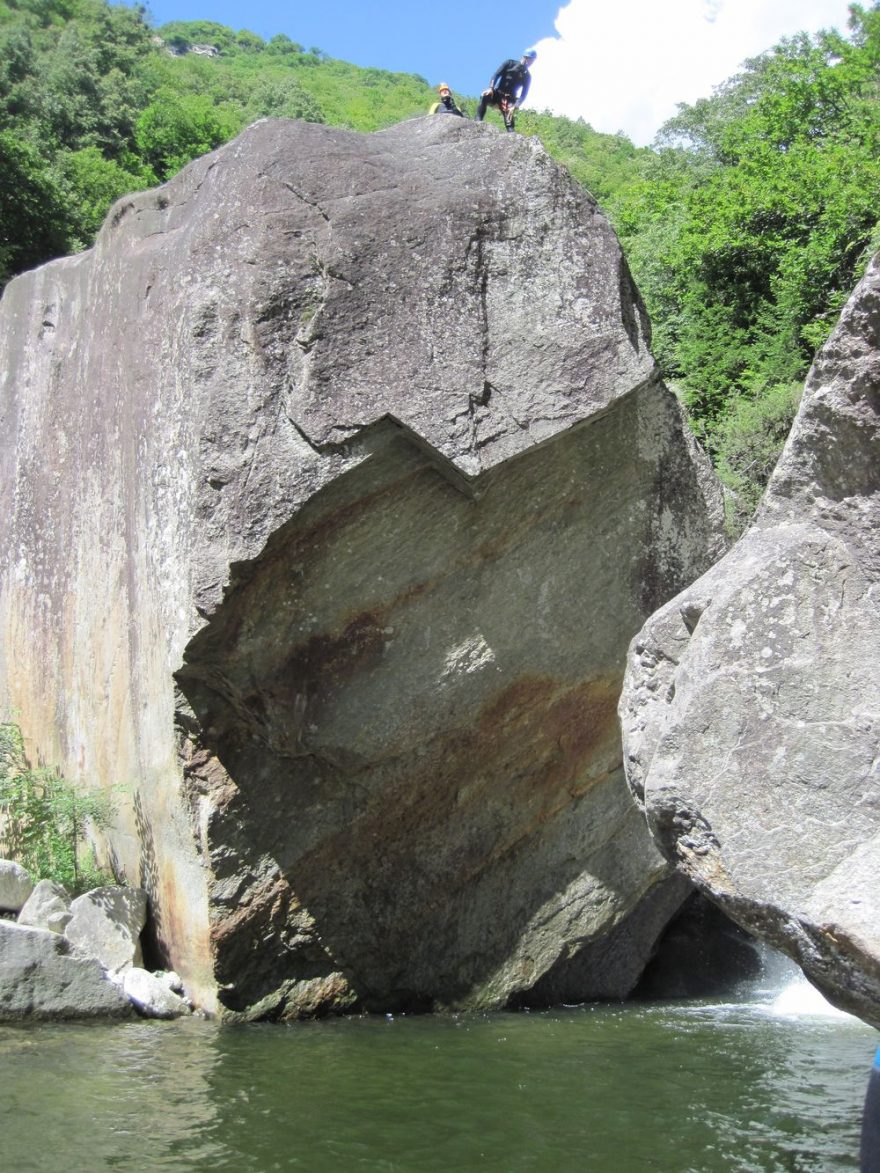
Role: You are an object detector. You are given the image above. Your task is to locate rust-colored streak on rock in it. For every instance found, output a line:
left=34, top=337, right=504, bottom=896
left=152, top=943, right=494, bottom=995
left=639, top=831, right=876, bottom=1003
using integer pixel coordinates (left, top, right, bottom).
left=256, top=610, right=388, bottom=711
left=291, top=673, right=622, bottom=958
left=483, top=670, right=619, bottom=797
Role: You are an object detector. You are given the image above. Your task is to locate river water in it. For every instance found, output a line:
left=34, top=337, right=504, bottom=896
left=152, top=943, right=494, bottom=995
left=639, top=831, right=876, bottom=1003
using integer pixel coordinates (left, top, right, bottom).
left=1, top=974, right=876, bottom=1172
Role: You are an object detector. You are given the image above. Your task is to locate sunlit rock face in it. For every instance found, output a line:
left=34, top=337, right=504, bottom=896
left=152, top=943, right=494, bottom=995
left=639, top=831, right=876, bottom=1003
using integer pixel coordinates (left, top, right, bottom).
left=0, top=117, right=724, bottom=1017
left=620, top=253, right=880, bottom=1028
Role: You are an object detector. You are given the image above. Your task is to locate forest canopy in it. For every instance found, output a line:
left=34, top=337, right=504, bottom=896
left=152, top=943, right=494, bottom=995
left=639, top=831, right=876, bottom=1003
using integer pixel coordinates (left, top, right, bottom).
left=1, top=0, right=878, bottom=528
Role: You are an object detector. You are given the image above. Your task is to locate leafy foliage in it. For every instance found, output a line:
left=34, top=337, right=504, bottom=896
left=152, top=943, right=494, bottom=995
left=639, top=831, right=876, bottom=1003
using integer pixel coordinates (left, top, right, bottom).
left=0, top=129, right=70, bottom=283
left=714, top=382, right=803, bottom=535
left=55, top=144, right=147, bottom=245
left=604, top=5, right=880, bottom=528
left=0, top=723, right=116, bottom=893
left=134, top=87, right=240, bottom=178
left=612, top=6, right=880, bottom=445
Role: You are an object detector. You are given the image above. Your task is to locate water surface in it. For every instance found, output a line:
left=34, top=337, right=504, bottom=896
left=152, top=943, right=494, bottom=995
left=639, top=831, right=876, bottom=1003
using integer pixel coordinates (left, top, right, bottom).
left=1, top=989, right=875, bottom=1171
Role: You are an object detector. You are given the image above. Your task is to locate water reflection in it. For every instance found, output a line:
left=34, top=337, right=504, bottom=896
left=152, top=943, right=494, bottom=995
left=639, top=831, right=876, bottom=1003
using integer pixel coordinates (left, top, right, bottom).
left=0, top=1000, right=875, bottom=1171
left=1, top=1018, right=225, bottom=1169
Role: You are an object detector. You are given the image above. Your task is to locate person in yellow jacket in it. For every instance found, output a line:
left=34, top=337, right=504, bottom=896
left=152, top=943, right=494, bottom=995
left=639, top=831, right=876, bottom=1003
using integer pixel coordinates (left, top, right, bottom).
left=429, top=83, right=465, bottom=117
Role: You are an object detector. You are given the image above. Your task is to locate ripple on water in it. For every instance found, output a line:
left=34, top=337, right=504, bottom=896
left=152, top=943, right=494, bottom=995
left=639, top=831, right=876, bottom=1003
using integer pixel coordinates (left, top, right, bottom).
left=0, top=1001, right=875, bottom=1171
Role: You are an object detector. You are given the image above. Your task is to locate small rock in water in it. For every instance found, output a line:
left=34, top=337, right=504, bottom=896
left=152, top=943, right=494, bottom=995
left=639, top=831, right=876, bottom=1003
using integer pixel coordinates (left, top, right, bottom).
left=121, top=967, right=191, bottom=1019
left=155, top=970, right=184, bottom=994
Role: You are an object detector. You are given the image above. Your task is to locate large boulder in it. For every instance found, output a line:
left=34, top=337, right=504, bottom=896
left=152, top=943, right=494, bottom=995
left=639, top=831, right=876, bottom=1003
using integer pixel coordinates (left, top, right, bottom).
left=620, top=253, right=880, bottom=1026
left=17, top=878, right=71, bottom=933
left=64, top=886, right=147, bottom=972
left=0, top=860, right=33, bottom=912
left=0, top=117, right=724, bottom=1016
left=0, top=920, right=133, bottom=1020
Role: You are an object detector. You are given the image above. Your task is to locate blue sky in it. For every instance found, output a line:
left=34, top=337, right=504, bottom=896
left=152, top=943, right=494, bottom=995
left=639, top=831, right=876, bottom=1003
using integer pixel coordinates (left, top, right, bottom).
left=141, top=0, right=858, bottom=145
left=142, top=0, right=561, bottom=98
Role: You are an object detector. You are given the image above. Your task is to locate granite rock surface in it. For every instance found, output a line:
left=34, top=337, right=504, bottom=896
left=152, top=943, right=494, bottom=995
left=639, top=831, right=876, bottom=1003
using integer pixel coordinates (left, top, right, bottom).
left=0, top=860, right=33, bottom=912
left=0, top=920, right=133, bottom=1020
left=0, top=117, right=725, bottom=1016
left=64, top=886, right=147, bottom=973
left=17, top=879, right=72, bottom=933
left=620, top=253, right=880, bottom=1026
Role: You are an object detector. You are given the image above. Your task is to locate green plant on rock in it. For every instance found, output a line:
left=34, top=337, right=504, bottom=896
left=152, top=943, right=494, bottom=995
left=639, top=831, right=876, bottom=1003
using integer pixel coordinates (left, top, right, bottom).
left=715, top=381, right=803, bottom=536
left=0, top=723, right=116, bottom=894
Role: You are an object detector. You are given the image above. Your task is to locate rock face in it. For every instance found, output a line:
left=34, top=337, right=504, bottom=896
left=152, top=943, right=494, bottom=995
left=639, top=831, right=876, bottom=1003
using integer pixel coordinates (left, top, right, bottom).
left=0, top=117, right=724, bottom=1017
left=620, top=253, right=880, bottom=1026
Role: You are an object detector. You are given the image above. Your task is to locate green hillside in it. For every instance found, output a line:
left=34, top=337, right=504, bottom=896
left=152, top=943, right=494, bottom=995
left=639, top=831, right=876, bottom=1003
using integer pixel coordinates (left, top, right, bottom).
left=2, top=0, right=879, bottom=527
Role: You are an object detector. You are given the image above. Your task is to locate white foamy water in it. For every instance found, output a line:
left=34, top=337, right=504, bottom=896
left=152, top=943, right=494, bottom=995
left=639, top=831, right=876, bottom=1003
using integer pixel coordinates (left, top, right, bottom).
left=746, top=942, right=862, bottom=1021
left=770, top=974, right=858, bottom=1020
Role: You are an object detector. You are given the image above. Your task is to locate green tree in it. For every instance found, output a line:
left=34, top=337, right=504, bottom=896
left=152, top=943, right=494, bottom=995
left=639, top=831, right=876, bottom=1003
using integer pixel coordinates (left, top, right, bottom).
left=31, top=0, right=153, bottom=155
left=244, top=75, right=325, bottom=123
left=618, top=10, right=880, bottom=431
left=55, top=144, right=151, bottom=246
left=715, top=381, right=803, bottom=533
left=267, top=33, right=303, bottom=56
left=135, top=88, right=242, bottom=178
left=612, top=3, right=880, bottom=523
left=0, top=129, right=70, bottom=283
left=0, top=723, right=116, bottom=894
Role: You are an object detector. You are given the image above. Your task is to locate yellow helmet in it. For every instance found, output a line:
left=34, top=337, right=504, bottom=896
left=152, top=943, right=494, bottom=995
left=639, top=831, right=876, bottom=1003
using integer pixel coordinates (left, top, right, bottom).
left=438, top=82, right=451, bottom=92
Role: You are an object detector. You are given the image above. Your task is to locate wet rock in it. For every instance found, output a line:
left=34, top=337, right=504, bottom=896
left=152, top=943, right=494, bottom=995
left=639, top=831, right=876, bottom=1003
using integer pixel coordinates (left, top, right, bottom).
left=120, top=967, right=191, bottom=1018
left=634, top=892, right=763, bottom=999
left=156, top=969, right=184, bottom=994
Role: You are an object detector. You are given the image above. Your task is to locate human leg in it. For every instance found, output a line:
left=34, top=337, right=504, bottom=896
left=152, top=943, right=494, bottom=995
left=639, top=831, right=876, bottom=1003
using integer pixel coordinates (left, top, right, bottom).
left=475, top=92, right=491, bottom=121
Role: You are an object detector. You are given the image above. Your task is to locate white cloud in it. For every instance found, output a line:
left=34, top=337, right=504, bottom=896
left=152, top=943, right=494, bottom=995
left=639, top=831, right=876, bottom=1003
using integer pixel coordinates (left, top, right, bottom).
left=527, top=0, right=856, bottom=145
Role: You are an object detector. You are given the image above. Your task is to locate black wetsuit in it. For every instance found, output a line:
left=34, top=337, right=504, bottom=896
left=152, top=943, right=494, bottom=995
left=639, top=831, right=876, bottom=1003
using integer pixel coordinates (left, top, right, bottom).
left=475, top=59, right=532, bottom=130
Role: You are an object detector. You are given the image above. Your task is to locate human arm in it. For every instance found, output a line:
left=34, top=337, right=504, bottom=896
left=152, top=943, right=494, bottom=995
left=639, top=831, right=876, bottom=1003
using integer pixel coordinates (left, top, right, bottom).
left=517, top=70, right=531, bottom=106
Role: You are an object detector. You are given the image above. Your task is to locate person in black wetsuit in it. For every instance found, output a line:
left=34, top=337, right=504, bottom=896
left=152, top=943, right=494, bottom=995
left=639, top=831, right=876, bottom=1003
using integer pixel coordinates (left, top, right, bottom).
left=474, top=49, right=536, bottom=132
left=862, top=1045, right=880, bottom=1171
